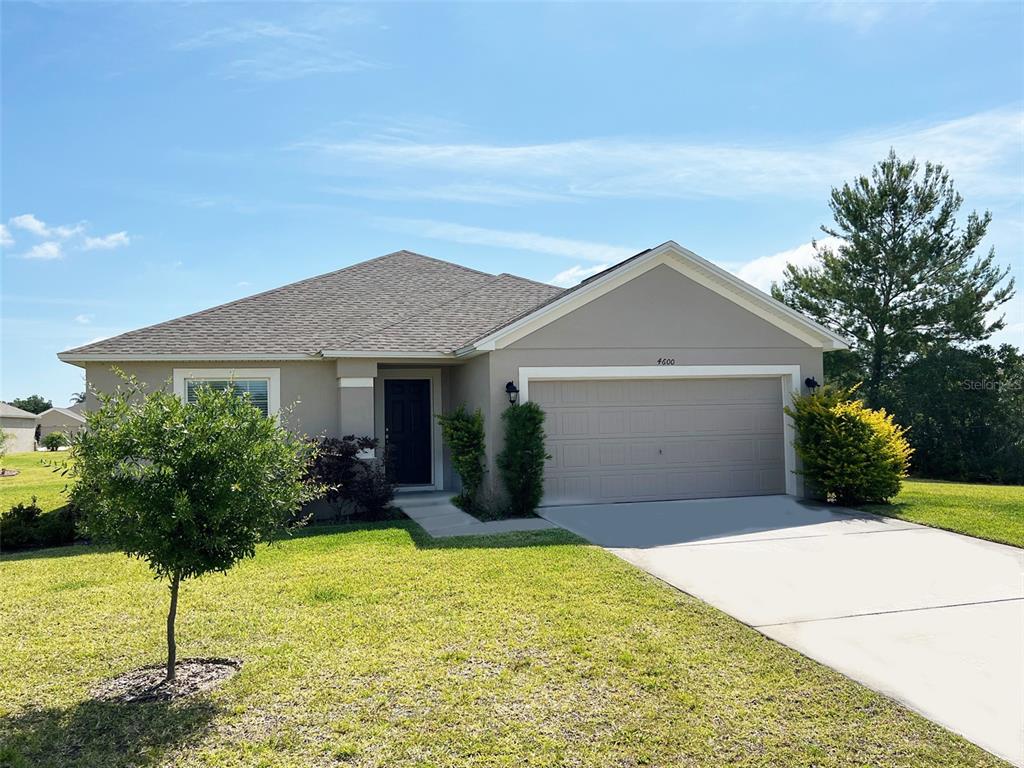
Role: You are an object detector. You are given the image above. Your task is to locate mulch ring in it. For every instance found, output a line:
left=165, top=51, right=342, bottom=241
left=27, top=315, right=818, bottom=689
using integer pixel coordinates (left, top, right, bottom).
left=0, top=468, right=19, bottom=478
left=91, top=658, right=242, bottom=704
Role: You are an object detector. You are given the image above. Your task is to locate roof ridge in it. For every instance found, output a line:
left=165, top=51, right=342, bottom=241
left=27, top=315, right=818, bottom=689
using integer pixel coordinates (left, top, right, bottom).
left=393, top=250, right=496, bottom=279
left=340, top=272, right=511, bottom=349
left=496, top=272, right=560, bottom=290
left=62, top=250, right=491, bottom=356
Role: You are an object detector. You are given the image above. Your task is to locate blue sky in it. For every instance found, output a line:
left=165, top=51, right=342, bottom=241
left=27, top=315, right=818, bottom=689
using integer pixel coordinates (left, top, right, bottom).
left=2, top=1, right=1022, bottom=405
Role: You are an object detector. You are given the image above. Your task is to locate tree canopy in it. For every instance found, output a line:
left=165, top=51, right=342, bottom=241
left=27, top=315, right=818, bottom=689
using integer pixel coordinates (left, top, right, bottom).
left=773, top=150, right=1015, bottom=406
left=70, top=375, right=316, bottom=680
left=10, top=395, right=52, bottom=414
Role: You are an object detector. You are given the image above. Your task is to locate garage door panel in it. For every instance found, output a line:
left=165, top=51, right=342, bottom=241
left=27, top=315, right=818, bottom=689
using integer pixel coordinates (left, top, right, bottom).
left=535, top=377, right=786, bottom=505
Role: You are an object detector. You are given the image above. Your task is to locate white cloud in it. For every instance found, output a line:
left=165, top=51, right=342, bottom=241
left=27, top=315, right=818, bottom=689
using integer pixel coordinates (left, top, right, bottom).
left=236, top=280, right=252, bottom=288
left=175, top=10, right=376, bottom=82
left=82, top=231, right=131, bottom=250
left=298, top=106, right=1022, bottom=201
left=22, top=242, right=63, bottom=260
left=379, top=218, right=637, bottom=263
left=735, top=236, right=845, bottom=292
left=9, top=213, right=84, bottom=239
left=0, top=224, right=12, bottom=248
left=10, top=213, right=52, bottom=237
left=7, top=214, right=131, bottom=258
left=74, top=314, right=94, bottom=325
left=550, top=263, right=610, bottom=288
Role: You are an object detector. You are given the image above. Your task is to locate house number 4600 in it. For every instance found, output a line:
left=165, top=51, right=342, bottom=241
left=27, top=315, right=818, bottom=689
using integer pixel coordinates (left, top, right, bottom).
left=656, top=358, right=676, bottom=366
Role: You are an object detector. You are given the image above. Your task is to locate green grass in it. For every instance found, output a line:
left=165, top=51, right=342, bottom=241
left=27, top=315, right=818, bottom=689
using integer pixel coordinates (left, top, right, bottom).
left=0, top=451, right=72, bottom=515
left=866, top=479, right=1024, bottom=548
left=0, top=523, right=1007, bottom=767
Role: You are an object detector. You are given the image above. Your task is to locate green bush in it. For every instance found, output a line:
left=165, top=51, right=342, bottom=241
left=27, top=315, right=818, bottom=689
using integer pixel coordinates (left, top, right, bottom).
left=786, top=386, right=912, bottom=505
left=41, top=432, right=68, bottom=451
left=437, top=406, right=486, bottom=511
left=0, top=497, right=77, bottom=551
left=496, top=402, right=550, bottom=517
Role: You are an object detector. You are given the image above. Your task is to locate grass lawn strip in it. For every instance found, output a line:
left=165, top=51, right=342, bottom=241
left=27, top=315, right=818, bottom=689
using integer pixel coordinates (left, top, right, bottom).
left=0, top=521, right=1008, bottom=767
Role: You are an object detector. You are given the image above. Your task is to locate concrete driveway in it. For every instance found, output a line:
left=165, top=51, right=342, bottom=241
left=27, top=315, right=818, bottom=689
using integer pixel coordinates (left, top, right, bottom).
left=541, top=495, right=1024, bottom=765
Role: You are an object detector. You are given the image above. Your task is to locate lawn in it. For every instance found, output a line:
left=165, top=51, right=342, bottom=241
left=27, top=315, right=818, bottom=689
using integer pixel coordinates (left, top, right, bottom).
left=866, top=479, right=1024, bottom=549
left=0, top=451, right=72, bottom=515
left=0, top=523, right=1007, bottom=768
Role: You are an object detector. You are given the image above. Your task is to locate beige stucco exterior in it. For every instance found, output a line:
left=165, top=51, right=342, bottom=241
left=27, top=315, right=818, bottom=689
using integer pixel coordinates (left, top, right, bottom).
left=1, top=415, right=37, bottom=453
left=37, top=409, right=86, bottom=440
left=79, top=263, right=827, bottom=501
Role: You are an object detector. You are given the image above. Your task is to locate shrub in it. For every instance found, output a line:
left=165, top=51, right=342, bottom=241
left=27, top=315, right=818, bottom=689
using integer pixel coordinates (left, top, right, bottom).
left=786, top=385, right=912, bottom=505
left=305, top=435, right=396, bottom=520
left=496, top=402, right=550, bottom=517
left=41, top=432, right=68, bottom=451
left=437, top=406, right=486, bottom=511
left=70, top=374, right=315, bottom=681
left=0, top=498, right=77, bottom=551
left=346, top=459, right=396, bottom=520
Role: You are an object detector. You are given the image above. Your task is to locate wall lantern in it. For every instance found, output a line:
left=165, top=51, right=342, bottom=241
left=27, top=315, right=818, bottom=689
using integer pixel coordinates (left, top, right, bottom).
left=505, top=381, right=520, bottom=405
left=804, top=376, right=820, bottom=392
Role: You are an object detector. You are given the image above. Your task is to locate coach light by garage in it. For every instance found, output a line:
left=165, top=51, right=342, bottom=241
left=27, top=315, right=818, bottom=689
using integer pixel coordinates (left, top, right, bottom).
left=505, top=381, right=520, bottom=404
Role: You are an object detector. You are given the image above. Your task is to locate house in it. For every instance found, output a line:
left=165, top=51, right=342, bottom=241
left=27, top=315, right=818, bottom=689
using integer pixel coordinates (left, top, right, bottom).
left=57, top=242, right=848, bottom=505
left=37, top=406, right=86, bottom=440
left=0, top=403, right=39, bottom=453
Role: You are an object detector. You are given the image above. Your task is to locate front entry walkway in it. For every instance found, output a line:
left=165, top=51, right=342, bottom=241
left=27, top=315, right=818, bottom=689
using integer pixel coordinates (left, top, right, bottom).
left=541, top=495, right=1024, bottom=766
left=399, top=491, right=557, bottom=538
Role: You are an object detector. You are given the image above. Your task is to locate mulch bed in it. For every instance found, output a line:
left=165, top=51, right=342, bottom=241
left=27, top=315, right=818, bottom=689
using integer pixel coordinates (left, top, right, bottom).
left=91, top=658, right=241, bottom=703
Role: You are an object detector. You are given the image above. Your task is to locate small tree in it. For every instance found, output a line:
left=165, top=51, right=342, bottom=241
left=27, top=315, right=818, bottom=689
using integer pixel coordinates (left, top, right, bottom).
left=437, top=406, right=486, bottom=511
left=70, top=375, right=315, bottom=681
left=496, top=402, right=549, bottom=517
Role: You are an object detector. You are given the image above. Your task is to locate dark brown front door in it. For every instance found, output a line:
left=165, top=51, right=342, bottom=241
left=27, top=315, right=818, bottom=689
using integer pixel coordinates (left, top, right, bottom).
left=384, top=379, right=432, bottom=485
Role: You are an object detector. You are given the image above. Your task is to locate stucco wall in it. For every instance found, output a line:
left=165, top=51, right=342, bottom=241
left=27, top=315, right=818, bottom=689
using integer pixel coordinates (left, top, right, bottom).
left=479, top=265, right=825, bottom=496
left=85, top=360, right=340, bottom=438
left=38, top=410, right=85, bottom=439
left=1, top=417, right=37, bottom=453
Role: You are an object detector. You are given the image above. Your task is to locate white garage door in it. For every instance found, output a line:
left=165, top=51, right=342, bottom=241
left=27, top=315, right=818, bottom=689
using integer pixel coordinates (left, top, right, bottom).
left=533, top=377, right=786, bottom=505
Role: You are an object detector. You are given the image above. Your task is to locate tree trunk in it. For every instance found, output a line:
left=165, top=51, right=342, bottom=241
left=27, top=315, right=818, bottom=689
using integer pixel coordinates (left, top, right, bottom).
left=166, top=573, right=181, bottom=682
left=867, top=334, right=887, bottom=408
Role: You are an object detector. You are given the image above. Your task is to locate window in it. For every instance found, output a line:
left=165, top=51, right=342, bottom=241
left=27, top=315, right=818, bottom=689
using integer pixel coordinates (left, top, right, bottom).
left=172, top=368, right=281, bottom=419
left=185, top=378, right=269, bottom=416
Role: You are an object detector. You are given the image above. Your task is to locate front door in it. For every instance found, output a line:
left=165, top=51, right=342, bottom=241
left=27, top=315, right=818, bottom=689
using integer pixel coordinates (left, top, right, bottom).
left=384, top=379, right=432, bottom=485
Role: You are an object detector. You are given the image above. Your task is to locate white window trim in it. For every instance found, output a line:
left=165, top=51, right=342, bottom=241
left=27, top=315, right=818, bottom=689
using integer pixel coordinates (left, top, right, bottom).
left=173, top=367, right=281, bottom=419
left=374, top=368, right=444, bottom=491
left=518, top=364, right=801, bottom=497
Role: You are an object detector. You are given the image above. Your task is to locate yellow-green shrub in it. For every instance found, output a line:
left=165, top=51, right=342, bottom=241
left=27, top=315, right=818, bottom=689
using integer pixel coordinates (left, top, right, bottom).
left=786, top=385, right=912, bottom=505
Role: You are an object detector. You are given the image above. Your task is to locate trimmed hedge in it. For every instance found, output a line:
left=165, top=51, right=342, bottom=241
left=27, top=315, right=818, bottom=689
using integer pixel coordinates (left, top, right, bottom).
left=496, top=402, right=549, bottom=517
left=787, top=386, right=912, bottom=505
left=437, top=406, right=486, bottom=512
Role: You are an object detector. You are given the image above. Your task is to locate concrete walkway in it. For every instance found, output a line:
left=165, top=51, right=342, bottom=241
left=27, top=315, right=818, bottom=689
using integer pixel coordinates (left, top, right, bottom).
left=398, top=491, right=557, bottom=538
left=542, top=495, right=1024, bottom=766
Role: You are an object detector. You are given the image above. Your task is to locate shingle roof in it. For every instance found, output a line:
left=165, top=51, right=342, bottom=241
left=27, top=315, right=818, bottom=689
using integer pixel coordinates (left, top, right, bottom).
left=40, top=407, right=87, bottom=422
left=0, top=403, right=39, bottom=419
left=60, top=251, right=565, bottom=358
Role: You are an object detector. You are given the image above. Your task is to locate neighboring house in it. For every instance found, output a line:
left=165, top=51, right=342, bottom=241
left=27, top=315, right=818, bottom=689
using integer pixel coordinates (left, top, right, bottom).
left=57, top=242, right=848, bottom=505
left=37, top=406, right=86, bottom=440
left=0, top=403, right=39, bottom=453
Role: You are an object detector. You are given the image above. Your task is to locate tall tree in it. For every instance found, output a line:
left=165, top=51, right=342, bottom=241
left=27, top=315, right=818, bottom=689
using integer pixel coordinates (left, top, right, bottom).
left=773, top=150, right=1015, bottom=406
left=10, top=394, right=52, bottom=414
